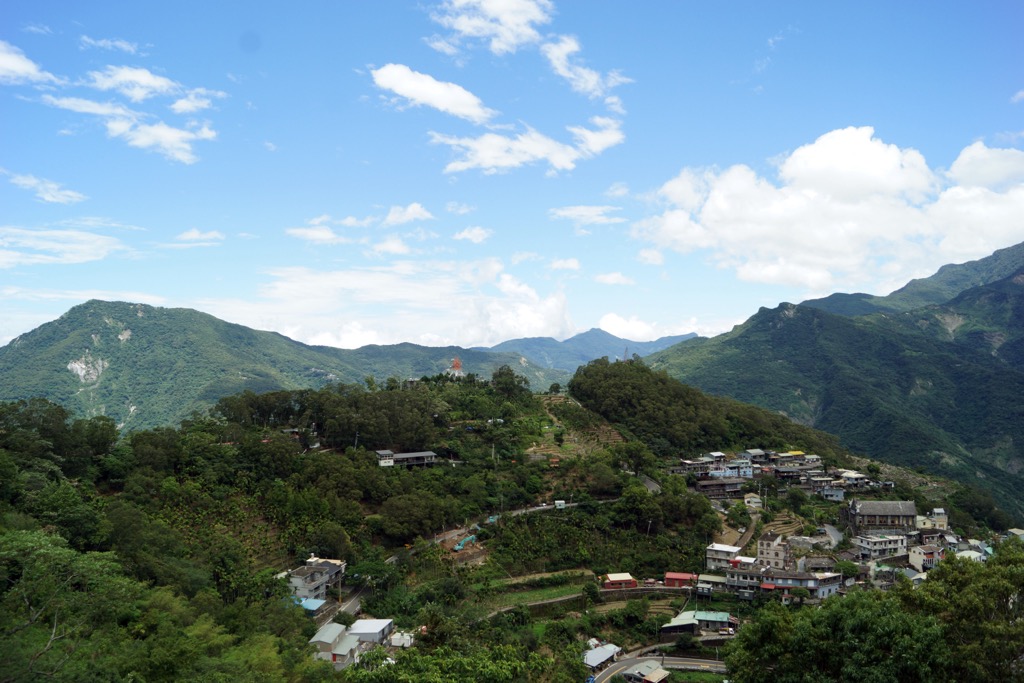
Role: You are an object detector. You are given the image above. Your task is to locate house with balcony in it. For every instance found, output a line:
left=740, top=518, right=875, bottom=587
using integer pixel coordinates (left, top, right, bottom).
left=853, top=534, right=908, bottom=560
left=909, top=544, right=944, bottom=572
left=706, top=543, right=743, bottom=571
left=282, top=554, right=346, bottom=602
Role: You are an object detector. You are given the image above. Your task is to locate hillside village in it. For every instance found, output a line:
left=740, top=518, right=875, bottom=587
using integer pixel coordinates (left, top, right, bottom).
left=271, top=438, right=1024, bottom=676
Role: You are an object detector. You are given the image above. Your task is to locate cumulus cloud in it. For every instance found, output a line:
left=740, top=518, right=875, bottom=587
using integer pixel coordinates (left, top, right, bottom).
left=202, top=257, right=574, bottom=347
left=947, top=141, right=1024, bottom=190
left=595, top=272, right=634, bottom=285
left=431, top=117, right=623, bottom=174
left=630, top=126, right=1024, bottom=295
left=382, top=202, right=434, bottom=226
left=80, top=36, right=139, bottom=54
left=431, top=0, right=553, bottom=55
left=541, top=35, right=631, bottom=99
left=7, top=173, right=87, bottom=204
left=598, top=312, right=708, bottom=342
left=371, top=63, right=496, bottom=124
left=0, top=227, right=126, bottom=267
left=453, top=226, right=492, bottom=243
left=550, top=258, right=580, bottom=270
left=0, top=40, right=60, bottom=85
left=85, top=65, right=179, bottom=102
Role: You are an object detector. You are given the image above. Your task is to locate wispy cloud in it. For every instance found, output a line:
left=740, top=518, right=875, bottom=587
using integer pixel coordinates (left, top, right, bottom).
left=1012, top=90, right=1024, bottom=104
left=0, top=40, right=61, bottom=85
left=595, top=272, right=635, bottom=285
left=80, top=35, right=139, bottom=55
left=372, top=63, right=496, bottom=124
left=453, top=226, right=492, bottom=243
left=6, top=172, right=87, bottom=204
left=550, top=258, right=580, bottom=270
left=0, top=227, right=126, bottom=267
left=541, top=35, right=631, bottom=99
left=22, top=24, right=52, bottom=36
left=163, top=228, right=224, bottom=248
left=171, top=87, right=227, bottom=114
left=41, top=95, right=217, bottom=164
left=446, top=201, right=475, bottom=215
left=431, top=116, right=623, bottom=174
left=550, top=205, right=626, bottom=227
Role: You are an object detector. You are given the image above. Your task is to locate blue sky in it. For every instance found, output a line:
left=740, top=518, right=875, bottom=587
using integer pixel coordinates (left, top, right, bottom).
left=2, top=1, right=1023, bottom=350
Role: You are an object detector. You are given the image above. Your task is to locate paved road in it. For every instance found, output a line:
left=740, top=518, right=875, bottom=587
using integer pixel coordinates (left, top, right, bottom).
left=823, top=523, right=843, bottom=548
left=594, top=655, right=727, bottom=681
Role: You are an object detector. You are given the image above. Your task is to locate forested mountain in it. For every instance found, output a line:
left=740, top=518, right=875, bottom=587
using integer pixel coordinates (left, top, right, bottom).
left=802, top=240, right=1024, bottom=316
left=646, top=300, right=1024, bottom=521
left=875, top=268, right=1024, bottom=370
left=479, top=327, right=695, bottom=371
left=0, top=300, right=569, bottom=431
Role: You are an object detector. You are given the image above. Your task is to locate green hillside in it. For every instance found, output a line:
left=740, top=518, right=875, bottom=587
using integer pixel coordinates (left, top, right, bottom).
left=803, top=240, right=1024, bottom=316
left=874, top=268, right=1024, bottom=370
left=0, top=300, right=569, bottom=431
left=647, top=302, right=1024, bottom=520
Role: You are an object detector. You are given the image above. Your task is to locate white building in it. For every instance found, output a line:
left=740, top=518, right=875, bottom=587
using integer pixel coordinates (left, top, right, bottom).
left=706, top=543, right=743, bottom=571
left=853, top=534, right=907, bottom=560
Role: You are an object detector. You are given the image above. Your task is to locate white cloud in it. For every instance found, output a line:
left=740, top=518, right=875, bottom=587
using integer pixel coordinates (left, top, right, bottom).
left=201, top=257, right=574, bottom=348
left=431, top=117, right=623, bottom=174
left=171, top=87, right=227, bottom=114
left=446, top=201, right=475, bottom=214
left=511, top=251, right=541, bottom=264
left=80, top=36, right=139, bottom=54
left=605, top=181, right=629, bottom=198
left=947, top=141, right=1024, bottom=190
left=85, top=65, right=179, bottom=102
left=22, top=24, right=52, bottom=36
left=264, top=141, right=277, bottom=152
left=40, top=94, right=135, bottom=119
left=630, top=127, right=1024, bottom=294
left=431, top=0, right=553, bottom=55
left=0, top=40, right=60, bottom=85
left=637, top=248, right=663, bottom=265
left=161, top=228, right=225, bottom=248
left=541, top=35, right=631, bottom=99
left=382, top=202, right=434, bottom=226
left=550, top=258, right=580, bottom=270
left=779, top=126, right=937, bottom=202
left=286, top=225, right=352, bottom=245
left=8, top=173, right=87, bottom=204
left=425, top=36, right=460, bottom=56
left=177, top=228, right=224, bottom=241
left=549, top=205, right=626, bottom=227
left=595, top=272, right=634, bottom=285
left=0, top=227, right=126, bottom=267
left=371, top=63, right=496, bottom=124
left=453, top=226, right=492, bottom=243
left=568, top=116, right=625, bottom=157
left=372, top=236, right=411, bottom=255
left=1011, top=90, right=1024, bottom=104
left=41, top=95, right=217, bottom=163
left=114, top=120, right=217, bottom=164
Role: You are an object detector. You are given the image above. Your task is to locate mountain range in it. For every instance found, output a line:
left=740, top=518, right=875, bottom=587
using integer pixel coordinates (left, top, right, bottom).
left=0, top=301, right=681, bottom=431
left=648, top=244, right=1024, bottom=520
